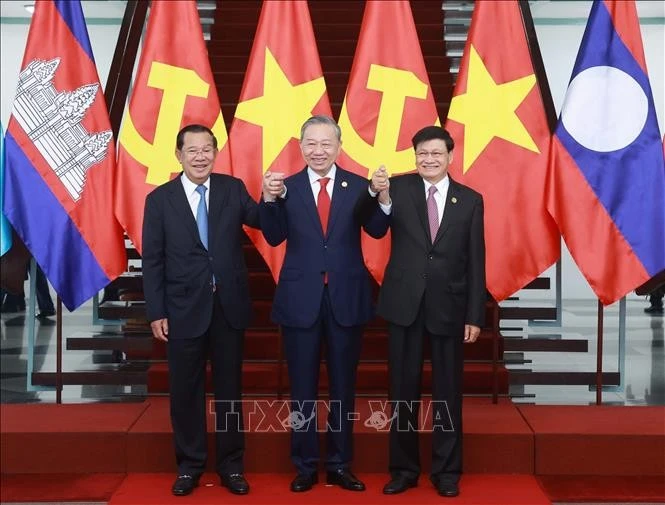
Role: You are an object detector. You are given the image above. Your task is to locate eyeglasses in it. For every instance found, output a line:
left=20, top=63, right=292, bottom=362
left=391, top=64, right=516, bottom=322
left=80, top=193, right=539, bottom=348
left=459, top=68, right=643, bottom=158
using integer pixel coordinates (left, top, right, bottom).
left=301, top=141, right=338, bottom=152
left=416, top=151, right=447, bottom=159
left=181, top=146, right=216, bottom=158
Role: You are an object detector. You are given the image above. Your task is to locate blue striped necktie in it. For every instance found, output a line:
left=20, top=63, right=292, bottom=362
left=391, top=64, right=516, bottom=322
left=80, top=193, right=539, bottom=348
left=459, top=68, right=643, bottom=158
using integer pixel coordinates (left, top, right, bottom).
left=195, top=184, right=216, bottom=287
left=195, top=184, right=208, bottom=249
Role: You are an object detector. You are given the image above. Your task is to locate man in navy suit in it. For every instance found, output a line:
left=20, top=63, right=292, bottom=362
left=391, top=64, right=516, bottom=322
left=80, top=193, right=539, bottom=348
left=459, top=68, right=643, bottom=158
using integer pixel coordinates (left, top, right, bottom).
left=142, top=124, right=259, bottom=497
left=260, top=115, right=390, bottom=492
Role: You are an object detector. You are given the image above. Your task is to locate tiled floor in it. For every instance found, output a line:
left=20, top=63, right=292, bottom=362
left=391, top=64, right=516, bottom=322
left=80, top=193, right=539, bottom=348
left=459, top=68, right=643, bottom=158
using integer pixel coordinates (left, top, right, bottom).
left=1, top=294, right=663, bottom=406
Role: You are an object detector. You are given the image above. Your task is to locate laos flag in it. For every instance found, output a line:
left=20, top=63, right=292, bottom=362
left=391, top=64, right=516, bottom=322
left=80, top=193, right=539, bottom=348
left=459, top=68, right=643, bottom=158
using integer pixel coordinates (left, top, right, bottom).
left=547, top=0, right=665, bottom=305
left=3, top=0, right=126, bottom=311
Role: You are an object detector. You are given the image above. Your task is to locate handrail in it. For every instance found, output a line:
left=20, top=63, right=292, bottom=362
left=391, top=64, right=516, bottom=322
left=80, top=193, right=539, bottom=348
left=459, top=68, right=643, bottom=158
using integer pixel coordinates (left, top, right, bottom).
left=104, top=0, right=149, bottom=138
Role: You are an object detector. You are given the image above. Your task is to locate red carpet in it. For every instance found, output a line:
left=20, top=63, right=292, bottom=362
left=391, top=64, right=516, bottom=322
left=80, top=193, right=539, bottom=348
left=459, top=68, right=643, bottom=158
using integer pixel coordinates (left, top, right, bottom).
left=517, top=405, right=665, bottom=475
left=0, top=473, right=125, bottom=502
left=1, top=402, right=149, bottom=473
left=146, top=362, right=509, bottom=395
left=108, top=473, right=551, bottom=505
left=3, top=401, right=663, bottom=502
left=537, top=475, right=665, bottom=502
left=125, top=397, right=532, bottom=474
left=148, top=327, right=502, bottom=361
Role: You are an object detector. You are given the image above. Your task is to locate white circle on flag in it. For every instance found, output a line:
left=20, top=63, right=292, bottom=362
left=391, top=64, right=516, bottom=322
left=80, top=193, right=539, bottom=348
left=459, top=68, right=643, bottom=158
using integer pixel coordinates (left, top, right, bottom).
left=561, top=65, right=647, bottom=152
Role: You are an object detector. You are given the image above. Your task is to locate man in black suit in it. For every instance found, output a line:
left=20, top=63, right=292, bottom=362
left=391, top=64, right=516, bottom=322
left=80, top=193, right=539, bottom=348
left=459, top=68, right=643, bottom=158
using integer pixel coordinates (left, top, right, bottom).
left=142, top=124, right=259, bottom=497
left=373, top=126, right=486, bottom=498
left=259, top=115, right=390, bottom=493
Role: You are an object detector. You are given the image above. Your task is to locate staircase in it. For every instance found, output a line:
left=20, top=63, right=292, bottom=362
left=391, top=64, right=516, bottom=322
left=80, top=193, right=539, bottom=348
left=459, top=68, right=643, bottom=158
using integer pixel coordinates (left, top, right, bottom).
left=210, top=0, right=455, bottom=127
left=41, top=0, right=507, bottom=399
left=149, top=0, right=505, bottom=396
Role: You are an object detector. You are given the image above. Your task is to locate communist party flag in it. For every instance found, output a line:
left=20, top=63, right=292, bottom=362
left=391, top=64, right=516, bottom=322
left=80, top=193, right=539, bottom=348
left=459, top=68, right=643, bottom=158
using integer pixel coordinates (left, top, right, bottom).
left=547, top=0, right=665, bottom=305
left=230, top=1, right=331, bottom=281
left=445, top=1, right=560, bottom=301
left=116, top=0, right=229, bottom=254
left=336, top=0, right=440, bottom=283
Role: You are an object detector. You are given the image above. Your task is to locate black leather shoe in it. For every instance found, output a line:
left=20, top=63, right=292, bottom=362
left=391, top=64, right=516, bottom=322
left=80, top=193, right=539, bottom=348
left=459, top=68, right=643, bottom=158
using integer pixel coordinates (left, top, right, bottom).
left=434, top=480, right=459, bottom=497
left=645, top=305, right=664, bottom=314
left=290, top=473, right=318, bottom=492
left=172, top=474, right=199, bottom=496
left=383, top=475, right=417, bottom=494
left=326, top=469, right=365, bottom=491
left=220, top=473, right=250, bottom=495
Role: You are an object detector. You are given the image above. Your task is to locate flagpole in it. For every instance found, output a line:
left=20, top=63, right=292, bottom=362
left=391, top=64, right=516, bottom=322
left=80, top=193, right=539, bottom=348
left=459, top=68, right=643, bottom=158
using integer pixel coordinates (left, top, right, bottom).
left=104, top=0, right=149, bottom=137
left=595, top=300, right=603, bottom=405
left=491, top=299, right=500, bottom=404
left=56, top=295, right=63, bottom=404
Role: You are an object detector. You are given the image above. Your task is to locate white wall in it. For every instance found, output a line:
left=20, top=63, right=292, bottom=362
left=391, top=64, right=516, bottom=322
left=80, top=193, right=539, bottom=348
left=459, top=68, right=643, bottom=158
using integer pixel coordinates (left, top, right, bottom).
left=1, top=1, right=663, bottom=301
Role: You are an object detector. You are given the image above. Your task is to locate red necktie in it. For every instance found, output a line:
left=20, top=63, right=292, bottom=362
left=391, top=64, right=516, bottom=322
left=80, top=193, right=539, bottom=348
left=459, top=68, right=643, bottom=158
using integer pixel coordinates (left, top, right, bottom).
left=317, top=177, right=331, bottom=235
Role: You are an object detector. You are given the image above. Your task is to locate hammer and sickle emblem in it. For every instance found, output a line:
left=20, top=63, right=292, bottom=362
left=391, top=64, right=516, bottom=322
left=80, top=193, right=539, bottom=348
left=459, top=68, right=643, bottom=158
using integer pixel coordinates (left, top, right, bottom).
left=338, top=64, right=439, bottom=174
left=119, top=61, right=228, bottom=186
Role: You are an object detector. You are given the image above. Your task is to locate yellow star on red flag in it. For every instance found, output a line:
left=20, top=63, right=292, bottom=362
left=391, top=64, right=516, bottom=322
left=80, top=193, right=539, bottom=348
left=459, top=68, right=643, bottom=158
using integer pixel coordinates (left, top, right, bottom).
left=448, top=45, right=539, bottom=173
left=234, top=47, right=326, bottom=172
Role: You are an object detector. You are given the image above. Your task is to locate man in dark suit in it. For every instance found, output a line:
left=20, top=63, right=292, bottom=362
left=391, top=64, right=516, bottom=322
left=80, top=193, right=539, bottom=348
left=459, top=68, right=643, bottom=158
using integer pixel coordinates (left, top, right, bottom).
left=259, top=115, right=389, bottom=493
left=373, top=126, right=486, bottom=498
left=142, top=124, right=259, bottom=497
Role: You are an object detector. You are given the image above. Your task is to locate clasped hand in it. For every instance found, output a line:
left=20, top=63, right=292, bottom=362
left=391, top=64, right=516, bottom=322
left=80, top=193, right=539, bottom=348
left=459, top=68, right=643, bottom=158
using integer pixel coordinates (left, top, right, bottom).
left=370, top=165, right=391, bottom=205
left=263, top=171, right=285, bottom=201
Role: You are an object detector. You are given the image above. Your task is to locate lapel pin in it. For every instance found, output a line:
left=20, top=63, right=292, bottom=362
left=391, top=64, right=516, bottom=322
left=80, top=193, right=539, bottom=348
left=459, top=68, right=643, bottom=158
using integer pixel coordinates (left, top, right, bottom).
left=451, top=197, right=458, bottom=204
left=341, top=181, right=348, bottom=188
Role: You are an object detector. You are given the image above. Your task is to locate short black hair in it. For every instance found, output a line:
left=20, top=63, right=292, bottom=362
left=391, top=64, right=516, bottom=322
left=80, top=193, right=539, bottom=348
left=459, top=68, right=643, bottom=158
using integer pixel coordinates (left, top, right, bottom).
left=176, top=124, right=218, bottom=150
left=411, top=126, right=454, bottom=152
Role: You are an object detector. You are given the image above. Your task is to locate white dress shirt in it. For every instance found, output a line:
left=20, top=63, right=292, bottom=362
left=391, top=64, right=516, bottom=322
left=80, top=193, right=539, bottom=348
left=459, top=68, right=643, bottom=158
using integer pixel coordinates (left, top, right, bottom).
left=307, top=164, right=337, bottom=201
left=423, top=175, right=450, bottom=225
left=181, top=174, right=210, bottom=219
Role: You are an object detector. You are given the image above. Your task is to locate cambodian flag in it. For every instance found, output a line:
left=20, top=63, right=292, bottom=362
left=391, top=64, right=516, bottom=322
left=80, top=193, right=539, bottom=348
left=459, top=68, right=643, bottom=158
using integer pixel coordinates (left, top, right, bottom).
left=547, top=0, right=665, bottom=305
left=3, top=0, right=126, bottom=310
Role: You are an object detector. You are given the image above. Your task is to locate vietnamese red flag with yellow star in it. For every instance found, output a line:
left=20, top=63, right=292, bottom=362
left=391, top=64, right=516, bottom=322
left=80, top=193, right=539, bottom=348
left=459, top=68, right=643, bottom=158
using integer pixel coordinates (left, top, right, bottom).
left=336, top=0, right=440, bottom=283
left=229, top=0, right=331, bottom=281
left=445, top=1, right=560, bottom=301
left=115, top=0, right=230, bottom=254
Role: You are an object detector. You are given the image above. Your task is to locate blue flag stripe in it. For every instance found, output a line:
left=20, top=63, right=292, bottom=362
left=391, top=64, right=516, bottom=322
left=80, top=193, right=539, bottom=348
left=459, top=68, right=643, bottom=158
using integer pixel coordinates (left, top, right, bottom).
left=4, top=132, right=109, bottom=310
left=556, top=1, right=665, bottom=275
left=54, top=0, right=95, bottom=63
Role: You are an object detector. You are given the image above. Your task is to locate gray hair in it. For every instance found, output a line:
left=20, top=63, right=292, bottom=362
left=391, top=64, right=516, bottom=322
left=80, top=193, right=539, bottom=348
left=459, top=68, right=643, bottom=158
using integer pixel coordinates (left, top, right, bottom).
left=300, top=115, right=342, bottom=142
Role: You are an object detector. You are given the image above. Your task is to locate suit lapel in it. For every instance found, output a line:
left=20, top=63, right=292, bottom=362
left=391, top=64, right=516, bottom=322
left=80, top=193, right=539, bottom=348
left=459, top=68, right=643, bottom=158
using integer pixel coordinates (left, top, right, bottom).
left=408, top=174, right=431, bottom=243
left=208, top=174, right=230, bottom=252
left=432, top=178, right=461, bottom=247
left=291, top=168, right=323, bottom=235
left=327, top=167, right=351, bottom=237
left=167, top=175, right=201, bottom=246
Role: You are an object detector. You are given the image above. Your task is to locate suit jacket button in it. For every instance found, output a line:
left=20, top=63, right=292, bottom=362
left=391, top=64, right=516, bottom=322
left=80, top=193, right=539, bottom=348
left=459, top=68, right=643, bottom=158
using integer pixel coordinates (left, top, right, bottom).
left=428, top=255, right=433, bottom=260
left=422, top=273, right=427, bottom=279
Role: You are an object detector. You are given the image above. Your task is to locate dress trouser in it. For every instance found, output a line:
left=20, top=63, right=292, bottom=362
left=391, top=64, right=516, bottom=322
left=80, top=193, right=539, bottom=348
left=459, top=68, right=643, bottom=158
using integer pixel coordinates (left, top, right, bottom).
left=387, top=302, right=464, bottom=484
left=282, top=287, right=363, bottom=475
left=167, top=296, right=245, bottom=477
